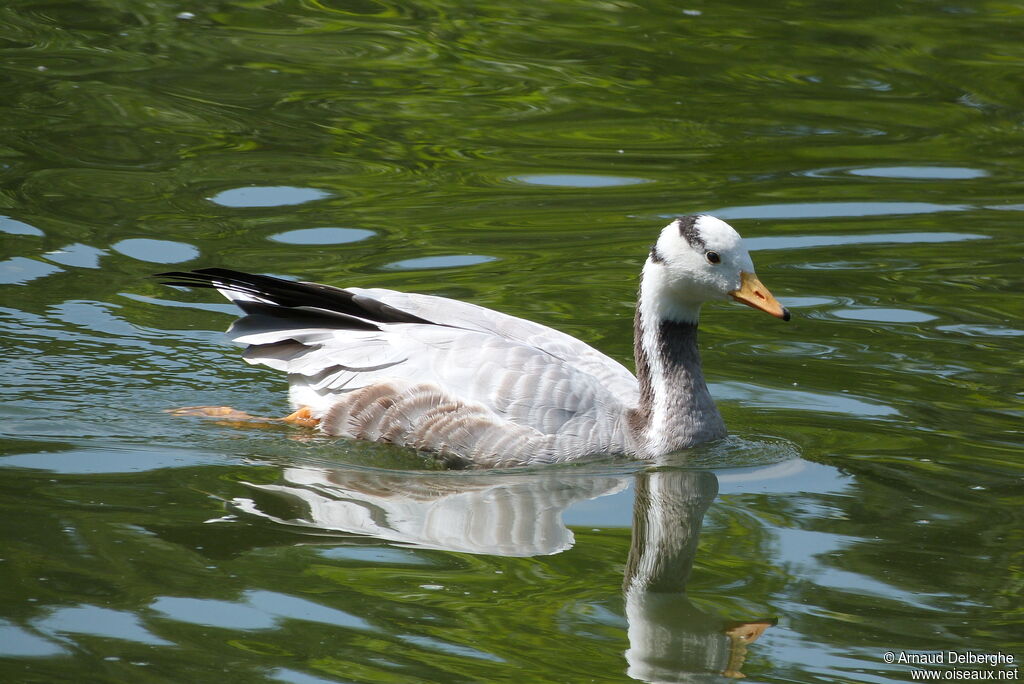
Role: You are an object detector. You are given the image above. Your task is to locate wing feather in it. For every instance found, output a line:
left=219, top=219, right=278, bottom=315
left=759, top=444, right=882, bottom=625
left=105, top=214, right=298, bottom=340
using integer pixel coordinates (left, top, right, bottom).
left=348, top=288, right=639, bottom=403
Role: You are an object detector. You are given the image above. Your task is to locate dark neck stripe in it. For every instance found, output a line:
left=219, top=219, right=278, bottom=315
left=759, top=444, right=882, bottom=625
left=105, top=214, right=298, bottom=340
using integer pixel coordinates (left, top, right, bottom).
left=628, top=311, right=702, bottom=435
left=656, top=319, right=701, bottom=372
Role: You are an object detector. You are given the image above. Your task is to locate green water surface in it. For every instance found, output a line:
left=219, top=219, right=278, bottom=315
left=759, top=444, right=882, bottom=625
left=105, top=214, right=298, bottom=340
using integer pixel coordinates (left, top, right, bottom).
left=1, top=1, right=1022, bottom=682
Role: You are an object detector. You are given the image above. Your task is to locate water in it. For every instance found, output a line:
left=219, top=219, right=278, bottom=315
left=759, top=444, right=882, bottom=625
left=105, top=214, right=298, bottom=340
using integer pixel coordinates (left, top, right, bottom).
left=1, top=0, right=1022, bottom=681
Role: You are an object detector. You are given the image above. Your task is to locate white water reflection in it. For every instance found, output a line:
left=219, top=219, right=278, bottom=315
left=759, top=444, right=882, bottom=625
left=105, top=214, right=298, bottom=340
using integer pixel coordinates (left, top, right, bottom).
left=151, top=590, right=372, bottom=632
left=832, top=307, right=937, bottom=324
left=209, top=186, right=331, bottom=208
left=35, top=605, right=172, bottom=646
left=382, top=254, right=497, bottom=270
left=0, top=620, right=66, bottom=657
left=937, top=323, right=1024, bottom=338
left=43, top=243, right=107, bottom=269
left=231, top=467, right=626, bottom=556
left=709, top=202, right=970, bottom=220
left=511, top=173, right=649, bottom=187
left=0, top=446, right=232, bottom=474
left=0, top=257, right=62, bottom=285
left=269, top=227, right=375, bottom=245
left=0, top=216, right=43, bottom=236
left=112, top=238, right=199, bottom=264
left=745, top=231, right=987, bottom=252
left=715, top=381, right=899, bottom=417
left=848, top=166, right=988, bottom=179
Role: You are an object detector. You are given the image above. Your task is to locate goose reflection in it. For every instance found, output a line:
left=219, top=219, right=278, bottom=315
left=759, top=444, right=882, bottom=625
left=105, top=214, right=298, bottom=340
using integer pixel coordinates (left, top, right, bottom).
left=231, top=465, right=773, bottom=680
left=624, top=470, right=774, bottom=681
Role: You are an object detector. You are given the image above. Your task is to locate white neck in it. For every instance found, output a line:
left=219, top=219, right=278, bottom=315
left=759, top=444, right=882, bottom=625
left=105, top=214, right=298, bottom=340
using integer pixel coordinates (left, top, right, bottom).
left=638, top=260, right=701, bottom=325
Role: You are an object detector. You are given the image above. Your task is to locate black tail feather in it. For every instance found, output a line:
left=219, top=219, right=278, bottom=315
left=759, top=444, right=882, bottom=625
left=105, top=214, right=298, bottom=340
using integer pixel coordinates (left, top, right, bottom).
left=156, top=268, right=436, bottom=326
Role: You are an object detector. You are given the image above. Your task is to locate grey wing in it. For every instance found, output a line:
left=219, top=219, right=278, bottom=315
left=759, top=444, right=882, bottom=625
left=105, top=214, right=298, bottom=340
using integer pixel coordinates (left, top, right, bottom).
left=347, top=287, right=640, bottom=406
left=232, top=318, right=631, bottom=429
left=231, top=319, right=635, bottom=464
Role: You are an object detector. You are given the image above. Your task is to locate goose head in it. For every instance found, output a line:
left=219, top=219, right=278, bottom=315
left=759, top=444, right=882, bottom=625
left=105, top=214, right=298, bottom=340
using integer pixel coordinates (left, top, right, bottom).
left=644, top=215, right=790, bottom=323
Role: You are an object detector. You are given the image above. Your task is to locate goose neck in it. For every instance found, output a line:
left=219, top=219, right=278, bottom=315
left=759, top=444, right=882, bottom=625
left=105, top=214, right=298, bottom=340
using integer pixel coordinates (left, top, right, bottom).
left=628, top=270, right=725, bottom=455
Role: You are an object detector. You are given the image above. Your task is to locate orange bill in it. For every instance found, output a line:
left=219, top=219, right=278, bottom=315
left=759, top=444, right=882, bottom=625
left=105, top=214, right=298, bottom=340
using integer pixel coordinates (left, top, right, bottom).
left=729, top=271, right=791, bottom=321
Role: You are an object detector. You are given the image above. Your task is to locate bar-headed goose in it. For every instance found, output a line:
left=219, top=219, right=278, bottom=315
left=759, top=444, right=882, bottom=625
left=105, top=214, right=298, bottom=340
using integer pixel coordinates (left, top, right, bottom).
left=160, top=215, right=789, bottom=467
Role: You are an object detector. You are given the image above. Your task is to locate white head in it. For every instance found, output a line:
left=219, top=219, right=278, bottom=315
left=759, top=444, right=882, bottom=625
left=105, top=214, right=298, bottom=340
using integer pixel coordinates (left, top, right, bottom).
left=642, top=215, right=789, bottom=323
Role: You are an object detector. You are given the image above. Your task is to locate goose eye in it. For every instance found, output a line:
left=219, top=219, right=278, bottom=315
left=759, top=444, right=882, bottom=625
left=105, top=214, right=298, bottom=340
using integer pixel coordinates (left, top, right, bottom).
left=706, top=251, right=721, bottom=264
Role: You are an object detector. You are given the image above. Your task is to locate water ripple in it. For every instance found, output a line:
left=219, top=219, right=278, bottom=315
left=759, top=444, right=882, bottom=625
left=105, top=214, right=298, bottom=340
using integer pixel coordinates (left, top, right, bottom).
left=715, top=382, right=900, bottom=417
left=0, top=620, right=65, bottom=657
left=209, top=186, right=331, bottom=208
left=35, top=605, right=172, bottom=646
left=510, top=173, right=649, bottom=188
left=382, top=254, right=497, bottom=270
left=0, top=216, right=43, bottom=236
left=848, top=166, right=988, bottom=179
left=937, top=324, right=1024, bottom=338
left=42, top=243, right=107, bottom=269
left=832, top=308, right=937, bottom=324
left=111, top=238, right=199, bottom=264
left=269, top=227, right=375, bottom=245
left=746, top=231, right=988, bottom=252
left=0, top=257, right=62, bottom=285
left=151, top=590, right=372, bottom=632
left=712, top=201, right=971, bottom=220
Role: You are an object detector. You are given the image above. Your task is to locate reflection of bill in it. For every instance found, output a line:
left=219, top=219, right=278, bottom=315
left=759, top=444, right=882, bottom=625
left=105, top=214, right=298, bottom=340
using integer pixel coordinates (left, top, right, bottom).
left=230, top=465, right=774, bottom=680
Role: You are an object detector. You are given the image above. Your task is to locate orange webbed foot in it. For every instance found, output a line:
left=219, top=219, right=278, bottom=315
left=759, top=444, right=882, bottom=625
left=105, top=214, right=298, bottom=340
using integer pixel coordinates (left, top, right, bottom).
left=169, top=405, right=259, bottom=420
left=282, top=406, right=320, bottom=428
left=168, top=405, right=320, bottom=431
